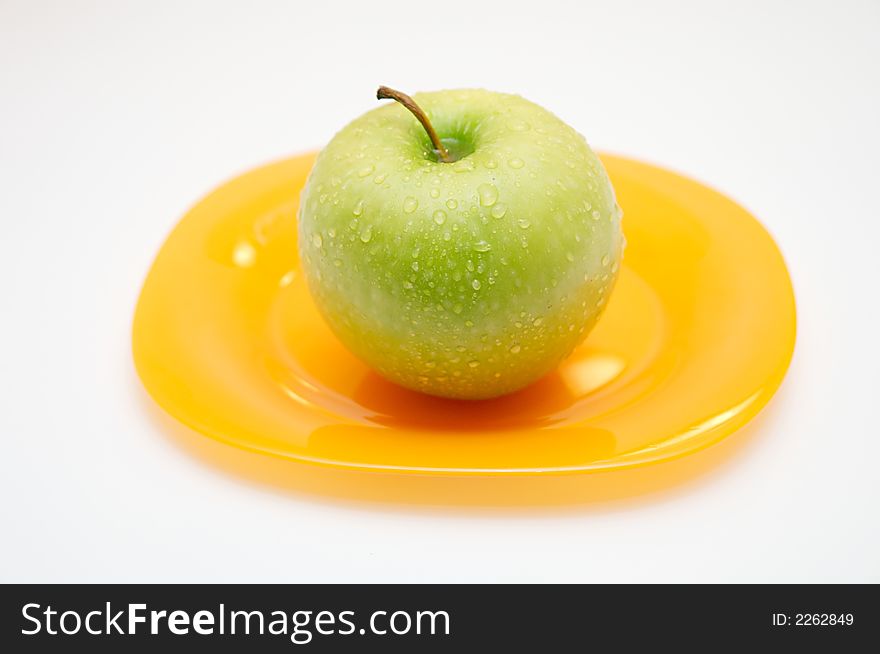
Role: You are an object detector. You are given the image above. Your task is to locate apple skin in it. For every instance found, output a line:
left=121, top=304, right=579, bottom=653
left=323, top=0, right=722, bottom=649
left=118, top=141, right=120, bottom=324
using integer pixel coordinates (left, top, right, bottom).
left=298, top=89, right=623, bottom=399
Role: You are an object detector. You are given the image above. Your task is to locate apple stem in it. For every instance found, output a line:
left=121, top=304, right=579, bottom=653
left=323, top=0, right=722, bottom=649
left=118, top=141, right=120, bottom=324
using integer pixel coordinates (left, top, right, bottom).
left=377, top=86, right=452, bottom=163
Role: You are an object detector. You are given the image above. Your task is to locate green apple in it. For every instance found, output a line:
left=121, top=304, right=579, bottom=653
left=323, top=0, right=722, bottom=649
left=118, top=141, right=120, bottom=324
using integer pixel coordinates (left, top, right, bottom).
left=298, top=87, right=623, bottom=399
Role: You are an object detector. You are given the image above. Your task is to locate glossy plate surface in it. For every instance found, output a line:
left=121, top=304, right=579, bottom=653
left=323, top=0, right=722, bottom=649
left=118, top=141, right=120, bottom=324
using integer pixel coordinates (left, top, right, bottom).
left=133, top=153, right=795, bottom=475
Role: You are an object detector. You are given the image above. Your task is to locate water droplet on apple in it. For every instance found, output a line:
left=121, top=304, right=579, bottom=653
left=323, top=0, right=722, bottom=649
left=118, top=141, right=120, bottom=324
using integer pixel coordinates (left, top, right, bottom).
left=453, top=304, right=463, bottom=314
left=446, top=198, right=458, bottom=210
left=473, top=240, right=491, bottom=253
left=312, top=234, right=323, bottom=248
left=443, top=231, right=451, bottom=241
left=468, top=360, right=480, bottom=368
left=490, top=203, right=507, bottom=219
left=508, top=158, right=525, bottom=169
left=403, top=196, right=418, bottom=213
left=453, top=159, right=475, bottom=173
left=591, top=210, right=601, bottom=221
left=352, top=200, right=364, bottom=216
left=517, top=218, right=531, bottom=229
left=533, top=317, right=543, bottom=326
left=477, top=183, right=498, bottom=207
left=433, top=210, right=447, bottom=225
left=566, top=252, right=575, bottom=262
left=509, top=344, right=521, bottom=354
left=464, top=320, right=474, bottom=328
left=359, top=226, right=373, bottom=243
left=430, top=188, right=440, bottom=198
left=471, top=279, right=482, bottom=290
left=485, top=160, right=498, bottom=169
left=357, top=164, right=374, bottom=178
left=333, top=259, right=342, bottom=267
left=602, top=255, right=610, bottom=267
left=507, top=118, right=530, bottom=132
left=411, top=261, right=419, bottom=272
left=328, top=228, right=336, bottom=238
left=403, top=281, right=414, bottom=290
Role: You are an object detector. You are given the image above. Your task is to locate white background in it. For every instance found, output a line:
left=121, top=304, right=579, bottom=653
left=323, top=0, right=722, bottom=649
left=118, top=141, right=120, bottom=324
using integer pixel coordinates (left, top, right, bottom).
left=1, top=0, right=878, bottom=583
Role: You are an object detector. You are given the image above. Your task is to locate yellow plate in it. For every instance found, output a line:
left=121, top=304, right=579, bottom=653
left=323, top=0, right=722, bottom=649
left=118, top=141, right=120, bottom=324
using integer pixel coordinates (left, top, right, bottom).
left=133, top=153, right=795, bottom=475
